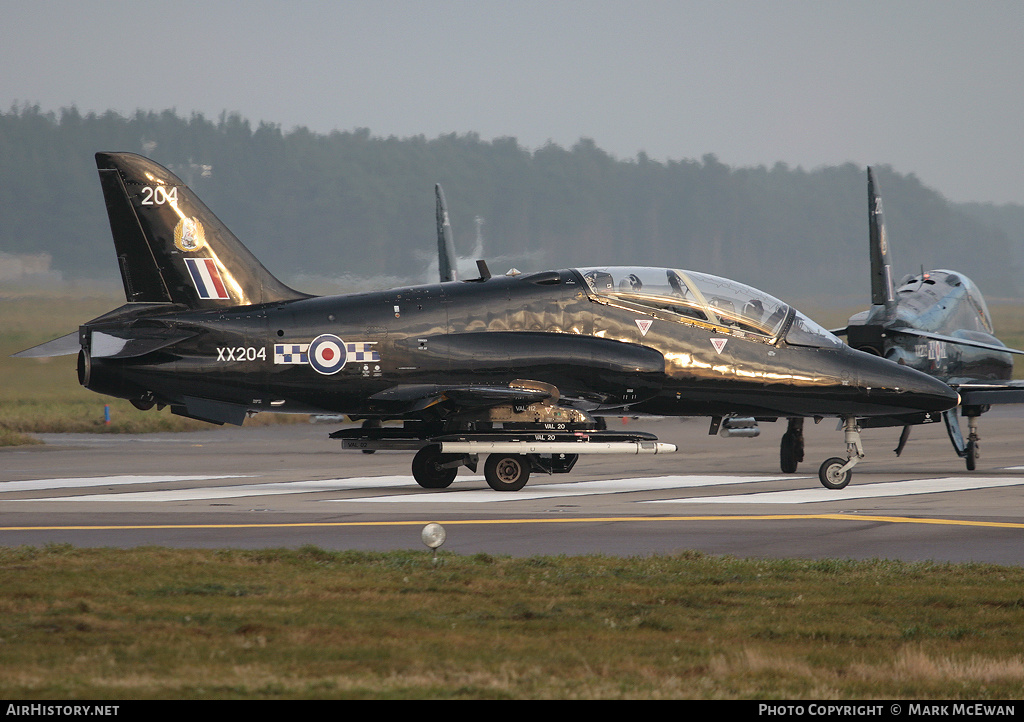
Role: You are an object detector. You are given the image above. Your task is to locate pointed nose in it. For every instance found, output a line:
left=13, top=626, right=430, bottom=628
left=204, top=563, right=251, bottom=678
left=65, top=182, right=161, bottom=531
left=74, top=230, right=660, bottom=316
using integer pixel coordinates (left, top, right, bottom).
left=860, top=354, right=960, bottom=413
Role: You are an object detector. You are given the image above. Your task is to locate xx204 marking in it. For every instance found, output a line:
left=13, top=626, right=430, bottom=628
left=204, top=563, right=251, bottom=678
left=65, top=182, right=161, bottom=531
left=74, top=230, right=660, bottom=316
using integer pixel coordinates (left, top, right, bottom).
left=217, top=346, right=267, bottom=362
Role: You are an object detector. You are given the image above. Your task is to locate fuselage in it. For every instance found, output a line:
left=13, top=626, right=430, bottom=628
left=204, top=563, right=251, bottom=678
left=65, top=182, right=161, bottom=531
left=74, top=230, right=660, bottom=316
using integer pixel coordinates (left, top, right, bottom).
left=847, top=269, right=1013, bottom=383
left=81, top=267, right=958, bottom=423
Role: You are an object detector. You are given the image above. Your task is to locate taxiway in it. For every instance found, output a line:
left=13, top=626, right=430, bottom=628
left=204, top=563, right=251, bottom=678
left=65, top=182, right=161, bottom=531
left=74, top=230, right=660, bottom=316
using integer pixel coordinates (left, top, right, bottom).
left=2, top=411, right=1023, bottom=564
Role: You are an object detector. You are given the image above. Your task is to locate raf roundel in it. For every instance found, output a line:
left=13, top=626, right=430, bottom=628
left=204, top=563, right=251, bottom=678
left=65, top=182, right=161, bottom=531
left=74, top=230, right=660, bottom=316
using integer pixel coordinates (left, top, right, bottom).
left=308, top=334, right=348, bottom=375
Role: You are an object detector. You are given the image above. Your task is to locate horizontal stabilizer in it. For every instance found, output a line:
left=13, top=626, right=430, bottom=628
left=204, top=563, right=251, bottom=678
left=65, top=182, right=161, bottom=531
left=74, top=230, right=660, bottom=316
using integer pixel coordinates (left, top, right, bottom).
left=90, top=329, right=196, bottom=359
left=12, top=332, right=80, bottom=358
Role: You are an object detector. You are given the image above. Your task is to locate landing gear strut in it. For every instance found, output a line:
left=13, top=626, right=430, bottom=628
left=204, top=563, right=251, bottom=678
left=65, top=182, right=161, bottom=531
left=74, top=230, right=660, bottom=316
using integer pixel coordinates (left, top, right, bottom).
left=818, top=416, right=863, bottom=490
left=964, top=413, right=981, bottom=471
left=943, top=406, right=984, bottom=471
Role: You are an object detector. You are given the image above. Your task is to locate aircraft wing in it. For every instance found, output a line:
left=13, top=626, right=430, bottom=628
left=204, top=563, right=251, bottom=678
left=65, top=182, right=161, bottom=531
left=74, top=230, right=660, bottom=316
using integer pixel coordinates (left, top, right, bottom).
left=887, top=327, right=1024, bottom=355
left=831, top=324, right=1024, bottom=355
left=950, top=380, right=1024, bottom=406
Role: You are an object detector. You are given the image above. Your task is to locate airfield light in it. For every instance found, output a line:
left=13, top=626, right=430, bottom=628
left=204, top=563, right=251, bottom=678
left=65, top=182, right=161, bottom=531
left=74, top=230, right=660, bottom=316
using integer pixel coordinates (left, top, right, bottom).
left=421, top=523, right=446, bottom=563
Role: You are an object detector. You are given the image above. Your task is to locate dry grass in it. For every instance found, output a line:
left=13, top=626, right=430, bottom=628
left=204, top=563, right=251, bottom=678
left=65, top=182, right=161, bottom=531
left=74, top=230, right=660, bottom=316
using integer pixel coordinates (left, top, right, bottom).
left=1, top=547, right=1023, bottom=699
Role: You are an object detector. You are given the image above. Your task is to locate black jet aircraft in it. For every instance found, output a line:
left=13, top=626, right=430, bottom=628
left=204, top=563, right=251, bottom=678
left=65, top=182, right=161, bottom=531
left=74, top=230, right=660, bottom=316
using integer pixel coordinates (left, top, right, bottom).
left=16, top=153, right=959, bottom=491
left=778, top=167, right=1024, bottom=474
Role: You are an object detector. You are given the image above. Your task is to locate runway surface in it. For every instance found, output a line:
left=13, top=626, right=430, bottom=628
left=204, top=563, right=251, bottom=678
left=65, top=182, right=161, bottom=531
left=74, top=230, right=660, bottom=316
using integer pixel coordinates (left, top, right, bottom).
left=2, top=410, right=1023, bottom=564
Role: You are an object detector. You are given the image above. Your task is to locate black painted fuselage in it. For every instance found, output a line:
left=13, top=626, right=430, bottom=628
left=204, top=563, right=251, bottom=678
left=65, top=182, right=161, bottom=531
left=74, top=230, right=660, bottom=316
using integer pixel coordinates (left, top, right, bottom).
left=81, top=267, right=957, bottom=426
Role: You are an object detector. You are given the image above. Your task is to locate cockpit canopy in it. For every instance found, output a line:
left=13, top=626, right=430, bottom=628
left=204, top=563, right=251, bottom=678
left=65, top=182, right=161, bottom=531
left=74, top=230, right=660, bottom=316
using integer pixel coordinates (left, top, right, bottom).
left=895, top=269, right=994, bottom=334
left=576, top=266, right=842, bottom=349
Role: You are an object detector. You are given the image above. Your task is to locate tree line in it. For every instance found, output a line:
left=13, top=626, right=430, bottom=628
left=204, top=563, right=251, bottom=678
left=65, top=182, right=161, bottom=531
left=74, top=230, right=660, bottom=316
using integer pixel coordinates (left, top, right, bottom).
left=0, top=104, right=1019, bottom=304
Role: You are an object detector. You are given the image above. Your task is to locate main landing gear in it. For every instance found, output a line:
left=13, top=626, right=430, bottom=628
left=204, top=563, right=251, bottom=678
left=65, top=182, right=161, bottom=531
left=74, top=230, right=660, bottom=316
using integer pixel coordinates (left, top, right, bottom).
left=943, top=406, right=984, bottom=471
left=780, top=418, right=805, bottom=474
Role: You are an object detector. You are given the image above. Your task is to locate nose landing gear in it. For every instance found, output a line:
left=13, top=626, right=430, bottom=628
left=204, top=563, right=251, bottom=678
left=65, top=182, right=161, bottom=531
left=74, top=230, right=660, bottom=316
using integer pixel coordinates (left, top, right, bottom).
left=818, top=416, right=864, bottom=490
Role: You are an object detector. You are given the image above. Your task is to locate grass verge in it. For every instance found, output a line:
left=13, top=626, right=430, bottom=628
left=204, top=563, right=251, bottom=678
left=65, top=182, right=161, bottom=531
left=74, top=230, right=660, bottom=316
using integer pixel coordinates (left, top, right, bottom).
left=1, top=546, right=1023, bottom=699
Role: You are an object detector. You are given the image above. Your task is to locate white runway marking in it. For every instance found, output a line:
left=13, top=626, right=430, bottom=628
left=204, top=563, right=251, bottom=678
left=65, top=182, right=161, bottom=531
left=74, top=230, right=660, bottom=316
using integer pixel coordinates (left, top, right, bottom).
left=343, top=475, right=795, bottom=503
left=649, top=476, right=1024, bottom=504
left=22, top=476, right=412, bottom=502
left=0, top=475, right=241, bottom=493
left=11, top=474, right=793, bottom=502
left=8, top=473, right=1024, bottom=504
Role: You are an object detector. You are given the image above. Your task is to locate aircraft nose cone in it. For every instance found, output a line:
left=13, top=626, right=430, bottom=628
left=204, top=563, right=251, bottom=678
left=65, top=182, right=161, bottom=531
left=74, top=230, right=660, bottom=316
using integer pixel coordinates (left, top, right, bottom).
left=863, top=355, right=960, bottom=413
left=901, top=369, right=959, bottom=412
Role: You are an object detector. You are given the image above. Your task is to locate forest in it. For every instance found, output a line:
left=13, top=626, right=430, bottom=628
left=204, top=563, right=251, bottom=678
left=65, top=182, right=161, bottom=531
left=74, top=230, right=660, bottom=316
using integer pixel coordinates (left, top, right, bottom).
left=1, top=104, right=1020, bottom=304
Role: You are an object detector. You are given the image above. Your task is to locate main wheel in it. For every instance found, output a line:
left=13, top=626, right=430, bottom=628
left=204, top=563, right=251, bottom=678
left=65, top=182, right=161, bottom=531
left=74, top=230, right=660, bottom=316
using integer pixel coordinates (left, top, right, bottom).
left=965, top=440, right=978, bottom=471
left=780, top=431, right=802, bottom=473
left=484, top=454, right=531, bottom=491
left=818, top=457, right=852, bottom=490
left=412, top=445, right=458, bottom=489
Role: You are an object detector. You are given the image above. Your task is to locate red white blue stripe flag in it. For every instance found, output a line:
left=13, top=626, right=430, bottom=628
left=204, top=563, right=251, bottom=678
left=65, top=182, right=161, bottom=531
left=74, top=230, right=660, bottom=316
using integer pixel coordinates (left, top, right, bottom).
left=184, top=257, right=230, bottom=300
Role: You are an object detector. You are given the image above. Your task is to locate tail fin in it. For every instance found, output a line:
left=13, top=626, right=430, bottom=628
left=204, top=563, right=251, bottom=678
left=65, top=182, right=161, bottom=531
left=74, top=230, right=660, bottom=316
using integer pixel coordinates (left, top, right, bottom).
left=867, top=167, right=897, bottom=319
left=435, top=183, right=458, bottom=282
left=95, top=152, right=308, bottom=308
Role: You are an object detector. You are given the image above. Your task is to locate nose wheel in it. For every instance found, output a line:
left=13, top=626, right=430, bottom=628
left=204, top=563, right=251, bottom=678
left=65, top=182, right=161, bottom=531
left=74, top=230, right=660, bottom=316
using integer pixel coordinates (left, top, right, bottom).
left=818, top=416, right=863, bottom=490
left=818, top=457, right=853, bottom=489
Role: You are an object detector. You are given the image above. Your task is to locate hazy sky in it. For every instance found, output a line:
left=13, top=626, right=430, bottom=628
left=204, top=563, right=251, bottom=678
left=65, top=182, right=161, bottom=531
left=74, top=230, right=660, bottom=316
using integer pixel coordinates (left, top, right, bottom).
left=4, top=0, right=1023, bottom=204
